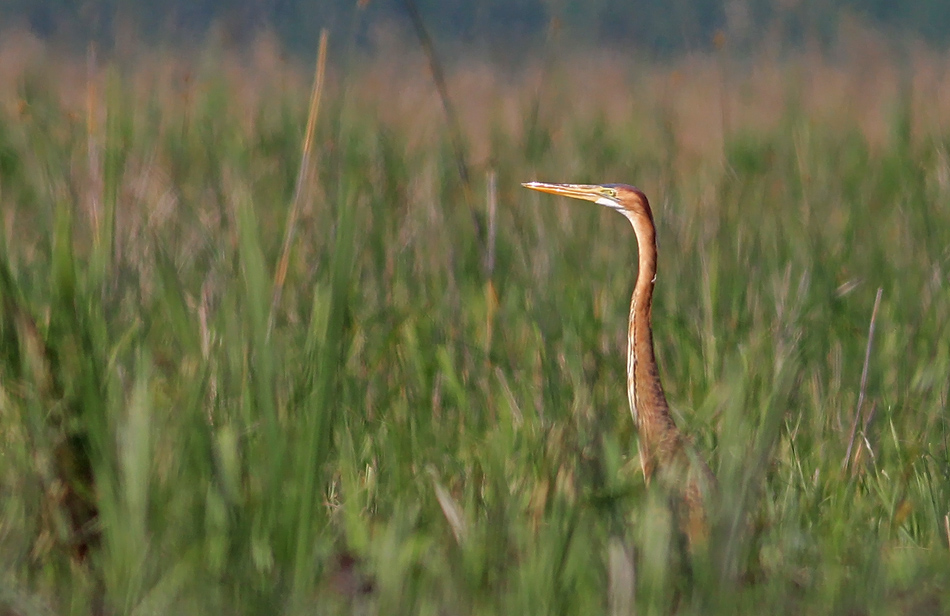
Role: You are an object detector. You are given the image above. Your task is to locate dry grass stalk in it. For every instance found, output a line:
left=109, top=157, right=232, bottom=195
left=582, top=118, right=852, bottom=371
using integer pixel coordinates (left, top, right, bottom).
left=268, top=29, right=329, bottom=338
left=843, top=287, right=883, bottom=474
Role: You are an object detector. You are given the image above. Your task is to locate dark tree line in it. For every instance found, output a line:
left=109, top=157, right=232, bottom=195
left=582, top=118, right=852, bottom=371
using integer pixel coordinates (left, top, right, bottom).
left=1, top=0, right=948, bottom=54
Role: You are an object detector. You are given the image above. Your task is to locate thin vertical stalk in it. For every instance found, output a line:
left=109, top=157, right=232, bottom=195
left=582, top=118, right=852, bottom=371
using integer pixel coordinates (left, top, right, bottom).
left=843, top=288, right=883, bottom=473
left=268, top=30, right=329, bottom=339
left=400, top=0, right=485, bottom=254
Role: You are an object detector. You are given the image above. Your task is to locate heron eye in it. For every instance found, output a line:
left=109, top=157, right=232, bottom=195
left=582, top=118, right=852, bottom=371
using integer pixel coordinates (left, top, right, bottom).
left=605, top=188, right=617, bottom=198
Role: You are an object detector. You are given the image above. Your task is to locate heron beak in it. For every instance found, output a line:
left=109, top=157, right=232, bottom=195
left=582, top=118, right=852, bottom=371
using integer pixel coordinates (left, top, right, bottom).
left=522, top=182, right=606, bottom=204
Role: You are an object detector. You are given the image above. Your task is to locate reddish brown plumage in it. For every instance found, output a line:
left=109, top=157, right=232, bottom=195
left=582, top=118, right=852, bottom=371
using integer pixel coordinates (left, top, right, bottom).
left=523, top=182, right=714, bottom=546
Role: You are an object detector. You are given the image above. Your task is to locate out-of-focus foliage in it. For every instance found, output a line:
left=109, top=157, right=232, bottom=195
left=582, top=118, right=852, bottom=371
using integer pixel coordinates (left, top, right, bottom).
left=2, top=36, right=950, bottom=613
left=1, top=0, right=949, bottom=54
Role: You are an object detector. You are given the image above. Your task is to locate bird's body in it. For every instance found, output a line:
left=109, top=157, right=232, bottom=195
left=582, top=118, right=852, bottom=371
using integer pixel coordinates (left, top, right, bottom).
left=523, top=182, right=714, bottom=544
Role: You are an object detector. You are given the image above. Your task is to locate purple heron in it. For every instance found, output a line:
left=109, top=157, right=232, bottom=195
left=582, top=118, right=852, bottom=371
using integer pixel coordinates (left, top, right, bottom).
left=522, top=182, right=714, bottom=544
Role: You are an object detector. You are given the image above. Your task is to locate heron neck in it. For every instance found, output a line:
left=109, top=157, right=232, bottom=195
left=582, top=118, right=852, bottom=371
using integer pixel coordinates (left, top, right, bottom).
left=626, top=216, right=673, bottom=476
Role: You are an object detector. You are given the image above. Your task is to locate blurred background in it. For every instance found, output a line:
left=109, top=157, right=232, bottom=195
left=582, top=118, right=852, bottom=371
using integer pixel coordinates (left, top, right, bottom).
left=2, top=1, right=950, bottom=615
left=2, top=0, right=950, bottom=55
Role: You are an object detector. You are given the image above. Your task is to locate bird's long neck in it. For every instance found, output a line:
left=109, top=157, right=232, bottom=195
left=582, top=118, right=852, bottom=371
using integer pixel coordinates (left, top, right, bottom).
left=625, top=214, right=678, bottom=480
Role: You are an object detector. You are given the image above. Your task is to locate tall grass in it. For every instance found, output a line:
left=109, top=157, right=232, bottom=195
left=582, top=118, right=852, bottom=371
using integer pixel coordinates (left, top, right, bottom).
left=1, top=27, right=950, bottom=615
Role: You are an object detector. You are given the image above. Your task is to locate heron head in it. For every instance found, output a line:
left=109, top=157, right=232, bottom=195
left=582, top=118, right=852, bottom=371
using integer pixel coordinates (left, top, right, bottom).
left=522, top=182, right=652, bottom=223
